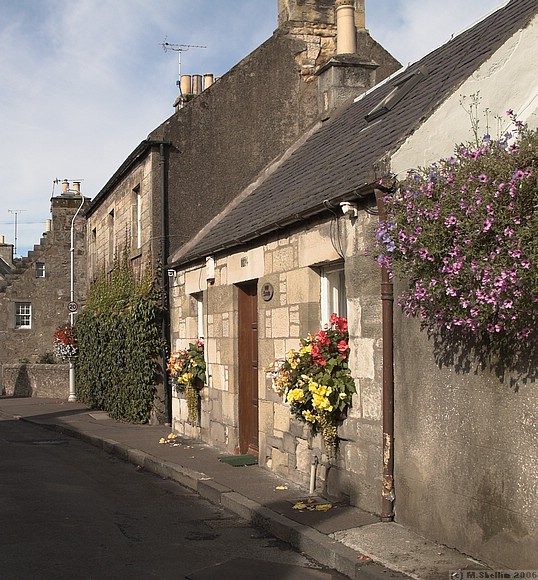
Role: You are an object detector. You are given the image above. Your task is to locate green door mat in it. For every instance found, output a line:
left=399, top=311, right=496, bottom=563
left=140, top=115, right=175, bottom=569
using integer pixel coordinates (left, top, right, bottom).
left=218, top=454, right=258, bottom=467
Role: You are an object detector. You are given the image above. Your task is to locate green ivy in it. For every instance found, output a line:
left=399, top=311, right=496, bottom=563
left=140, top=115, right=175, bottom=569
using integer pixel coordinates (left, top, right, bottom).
left=75, top=253, right=164, bottom=423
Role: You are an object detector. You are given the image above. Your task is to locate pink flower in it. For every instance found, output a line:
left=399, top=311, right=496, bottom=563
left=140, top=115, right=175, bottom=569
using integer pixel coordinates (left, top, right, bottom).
left=337, top=340, right=350, bottom=357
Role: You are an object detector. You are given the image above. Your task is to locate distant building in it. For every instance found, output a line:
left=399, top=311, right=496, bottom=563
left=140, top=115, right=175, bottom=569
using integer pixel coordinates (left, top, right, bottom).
left=0, top=181, right=90, bottom=366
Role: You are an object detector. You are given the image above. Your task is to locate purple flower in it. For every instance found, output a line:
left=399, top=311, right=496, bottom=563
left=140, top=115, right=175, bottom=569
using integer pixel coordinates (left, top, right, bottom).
left=478, top=174, right=488, bottom=183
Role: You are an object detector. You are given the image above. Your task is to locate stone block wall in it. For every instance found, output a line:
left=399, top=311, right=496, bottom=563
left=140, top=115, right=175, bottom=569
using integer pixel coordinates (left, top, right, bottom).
left=0, top=194, right=90, bottom=366
left=2, top=363, right=70, bottom=398
left=86, top=154, right=156, bottom=280
left=169, top=212, right=385, bottom=513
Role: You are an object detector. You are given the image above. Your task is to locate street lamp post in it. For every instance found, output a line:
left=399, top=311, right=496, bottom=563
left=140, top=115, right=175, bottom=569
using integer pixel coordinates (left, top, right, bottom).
left=68, top=191, right=85, bottom=402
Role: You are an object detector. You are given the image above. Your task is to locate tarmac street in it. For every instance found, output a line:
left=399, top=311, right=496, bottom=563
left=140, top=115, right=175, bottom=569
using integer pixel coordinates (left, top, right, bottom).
left=0, top=414, right=347, bottom=580
left=0, top=397, right=487, bottom=579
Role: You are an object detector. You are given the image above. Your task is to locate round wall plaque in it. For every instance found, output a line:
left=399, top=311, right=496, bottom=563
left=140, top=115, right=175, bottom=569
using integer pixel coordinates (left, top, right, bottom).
left=262, top=283, right=274, bottom=302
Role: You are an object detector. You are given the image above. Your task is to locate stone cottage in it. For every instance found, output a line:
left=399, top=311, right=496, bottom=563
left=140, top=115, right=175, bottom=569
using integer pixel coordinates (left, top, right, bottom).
left=85, top=0, right=400, bottom=420
left=167, top=0, right=538, bottom=569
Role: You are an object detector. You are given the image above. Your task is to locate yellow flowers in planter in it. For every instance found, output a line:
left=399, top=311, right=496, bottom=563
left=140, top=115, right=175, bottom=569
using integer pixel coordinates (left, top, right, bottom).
left=272, top=314, right=355, bottom=456
left=167, top=340, right=206, bottom=425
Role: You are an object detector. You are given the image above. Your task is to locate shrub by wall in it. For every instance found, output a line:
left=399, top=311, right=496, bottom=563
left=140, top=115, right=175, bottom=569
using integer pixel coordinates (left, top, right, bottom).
left=75, top=256, right=163, bottom=423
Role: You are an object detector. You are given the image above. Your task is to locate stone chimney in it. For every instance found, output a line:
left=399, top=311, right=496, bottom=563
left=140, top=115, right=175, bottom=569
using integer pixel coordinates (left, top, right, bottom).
left=278, top=0, right=365, bottom=30
left=0, top=235, right=14, bottom=266
left=306, top=0, right=380, bottom=118
left=174, top=73, right=216, bottom=111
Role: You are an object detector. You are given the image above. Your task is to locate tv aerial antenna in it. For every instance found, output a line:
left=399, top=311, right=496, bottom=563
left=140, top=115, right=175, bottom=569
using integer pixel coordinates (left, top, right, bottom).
left=8, top=209, right=26, bottom=257
left=161, top=39, right=207, bottom=91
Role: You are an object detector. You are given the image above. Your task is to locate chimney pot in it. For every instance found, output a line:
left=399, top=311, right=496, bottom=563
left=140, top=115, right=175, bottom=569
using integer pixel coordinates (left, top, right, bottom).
left=180, top=74, right=192, bottom=96
left=192, top=74, right=202, bottom=95
left=203, top=73, right=214, bottom=90
left=336, top=0, right=357, bottom=55
left=61, top=179, right=69, bottom=194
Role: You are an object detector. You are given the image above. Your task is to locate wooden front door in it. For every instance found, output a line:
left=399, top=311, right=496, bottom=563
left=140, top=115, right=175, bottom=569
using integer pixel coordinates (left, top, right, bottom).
left=237, top=281, right=259, bottom=455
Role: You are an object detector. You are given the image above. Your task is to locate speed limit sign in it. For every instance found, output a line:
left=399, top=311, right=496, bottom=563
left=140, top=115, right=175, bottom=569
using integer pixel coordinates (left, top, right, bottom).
left=68, top=301, right=78, bottom=314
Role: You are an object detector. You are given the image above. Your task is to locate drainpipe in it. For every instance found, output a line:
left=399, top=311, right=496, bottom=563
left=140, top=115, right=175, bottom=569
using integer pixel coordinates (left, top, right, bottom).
left=159, top=142, right=172, bottom=424
left=374, top=188, right=395, bottom=521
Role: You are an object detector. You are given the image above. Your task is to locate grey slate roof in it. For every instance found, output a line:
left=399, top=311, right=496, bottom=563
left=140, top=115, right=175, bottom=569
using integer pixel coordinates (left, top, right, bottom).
left=170, top=0, right=537, bottom=267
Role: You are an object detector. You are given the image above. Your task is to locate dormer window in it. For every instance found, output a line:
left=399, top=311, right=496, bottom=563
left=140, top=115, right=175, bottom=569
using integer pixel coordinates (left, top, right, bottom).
left=365, top=66, right=429, bottom=122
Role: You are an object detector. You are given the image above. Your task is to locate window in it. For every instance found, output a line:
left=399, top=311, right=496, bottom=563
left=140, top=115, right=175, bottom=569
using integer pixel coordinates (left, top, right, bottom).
left=90, top=228, right=97, bottom=275
left=192, top=292, right=204, bottom=339
left=320, top=264, right=347, bottom=325
left=35, top=263, right=45, bottom=278
left=365, top=65, right=429, bottom=122
left=108, top=209, right=115, bottom=267
left=132, top=186, right=142, bottom=250
left=15, top=302, right=31, bottom=328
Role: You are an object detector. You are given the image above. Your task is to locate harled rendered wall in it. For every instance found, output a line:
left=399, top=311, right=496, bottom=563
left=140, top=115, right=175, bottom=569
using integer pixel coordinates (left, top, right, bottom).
left=390, top=17, right=538, bottom=568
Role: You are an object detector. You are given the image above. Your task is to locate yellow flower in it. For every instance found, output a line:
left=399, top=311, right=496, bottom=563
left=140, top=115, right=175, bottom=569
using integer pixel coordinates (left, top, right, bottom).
left=312, top=394, right=333, bottom=412
left=308, top=381, right=319, bottom=393
left=287, top=388, right=306, bottom=404
left=302, top=409, right=317, bottom=423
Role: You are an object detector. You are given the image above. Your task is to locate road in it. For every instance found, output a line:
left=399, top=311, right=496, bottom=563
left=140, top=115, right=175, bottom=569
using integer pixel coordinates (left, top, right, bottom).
left=0, top=415, right=347, bottom=580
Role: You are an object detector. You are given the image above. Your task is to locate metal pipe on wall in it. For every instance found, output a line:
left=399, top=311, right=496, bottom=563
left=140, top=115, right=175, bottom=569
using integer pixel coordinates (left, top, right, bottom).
left=374, top=188, right=395, bottom=521
left=159, top=142, right=172, bottom=424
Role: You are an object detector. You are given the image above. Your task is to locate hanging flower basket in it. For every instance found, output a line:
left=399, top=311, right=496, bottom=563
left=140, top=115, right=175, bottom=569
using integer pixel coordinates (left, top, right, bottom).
left=167, top=340, right=206, bottom=425
left=53, top=323, right=78, bottom=360
left=271, top=314, right=355, bottom=457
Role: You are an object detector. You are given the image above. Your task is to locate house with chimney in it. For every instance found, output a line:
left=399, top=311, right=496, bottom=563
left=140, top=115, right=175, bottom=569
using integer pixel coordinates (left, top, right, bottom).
left=84, top=0, right=400, bottom=418
left=0, top=181, right=90, bottom=392
left=166, top=0, right=538, bottom=570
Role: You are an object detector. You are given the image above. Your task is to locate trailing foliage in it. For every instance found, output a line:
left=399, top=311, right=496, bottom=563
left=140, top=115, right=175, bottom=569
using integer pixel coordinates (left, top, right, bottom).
left=75, top=254, right=163, bottom=423
left=374, top=109, right=537, bottom=353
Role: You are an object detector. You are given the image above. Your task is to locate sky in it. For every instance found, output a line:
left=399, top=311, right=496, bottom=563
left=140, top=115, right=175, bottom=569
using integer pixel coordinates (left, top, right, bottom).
left=0, top=0, right=506, bottom=256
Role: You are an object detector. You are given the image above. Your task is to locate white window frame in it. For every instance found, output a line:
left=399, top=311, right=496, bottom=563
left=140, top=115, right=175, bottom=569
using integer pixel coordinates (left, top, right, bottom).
left=15, top=302, right=32, bottom=329
left=35, top=263, right=45, bottom=278
left=320, top=263, right=347, bottom=326
left=193, top=292, right=204, bottom=340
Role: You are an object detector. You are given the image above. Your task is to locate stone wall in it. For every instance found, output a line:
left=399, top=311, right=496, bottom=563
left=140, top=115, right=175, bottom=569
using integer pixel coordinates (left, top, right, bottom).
left=86, top=153, right=157, bottom=280
left=2, top=364, right=70, bottom=399
left=170, top=211, right=385, bottom=513
left=0, top=194, right=89, bottom=365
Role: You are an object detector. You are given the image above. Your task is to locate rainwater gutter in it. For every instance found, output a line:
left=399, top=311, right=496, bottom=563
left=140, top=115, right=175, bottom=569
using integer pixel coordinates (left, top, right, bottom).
left=157, top=141, right=172, bottom=424
left=375, top=187, right=395, bottom=521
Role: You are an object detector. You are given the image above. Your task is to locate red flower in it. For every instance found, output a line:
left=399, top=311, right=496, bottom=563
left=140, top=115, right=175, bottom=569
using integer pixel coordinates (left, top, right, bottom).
left=314, top=330, right=330, bottom=345
left=337, top=340, right=350, bottom=358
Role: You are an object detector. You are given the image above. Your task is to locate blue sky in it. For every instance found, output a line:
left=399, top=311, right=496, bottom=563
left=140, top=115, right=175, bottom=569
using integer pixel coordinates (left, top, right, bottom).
left=0, top=0, right=505, bottom=256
